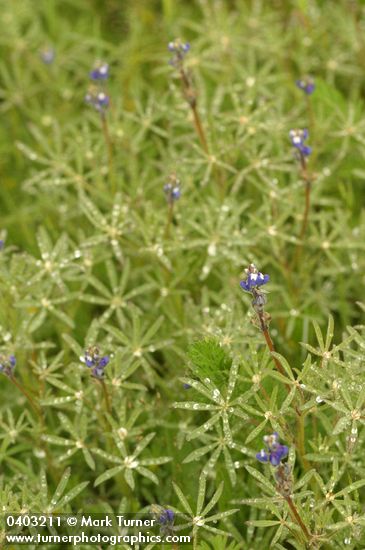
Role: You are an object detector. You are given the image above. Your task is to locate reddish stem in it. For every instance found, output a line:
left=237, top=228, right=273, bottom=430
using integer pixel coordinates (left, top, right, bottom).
left=285, top=495, right=311, bottom=543
left=10, top=376, right=42, bottom=419
left=179, top=69, right=209, bottom=154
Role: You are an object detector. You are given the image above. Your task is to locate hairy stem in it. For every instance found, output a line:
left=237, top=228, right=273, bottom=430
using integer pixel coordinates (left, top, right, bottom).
left=256, top=310, right=286, bottom=379
left=292, top=152, right=311, bottom=269
left=254, top=301, right=310, bottom=468
left=300, top=180, right=311, bottom=241
left=101, top=114, right=115, bottom=195
left=306, top=95, right=315, bottom=134
left=179, top=68, right=209, bottom=154
left=285, top=495, right=311, bottom=543
left=10, top=376, right=42, bottom=419
left=100, top=379, right=112, bottom=415
left=191, top=104, right=209, bottom=154
left=164, top=201, right=174, bottom=238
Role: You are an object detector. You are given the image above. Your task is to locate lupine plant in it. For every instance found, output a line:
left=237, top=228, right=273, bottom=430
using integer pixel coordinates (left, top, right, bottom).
left=1, top=1, right=365, bottom=549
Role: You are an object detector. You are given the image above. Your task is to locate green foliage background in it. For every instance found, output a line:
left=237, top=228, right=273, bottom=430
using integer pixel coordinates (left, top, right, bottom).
left=1, top=0, right=365, bottom=548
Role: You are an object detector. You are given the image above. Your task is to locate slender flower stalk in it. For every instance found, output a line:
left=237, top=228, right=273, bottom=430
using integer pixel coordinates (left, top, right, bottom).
left=256, top=434, right=312, bottom=544
left=289, top=129, right=313, bottom=264
left=100, top=378, right=112, bottom=415
left=285, top=494, right=311, bottom=543
left=1, top=355, right=42, bottom=418
left=85, top=62, right=115, bottom=194
left=296, top=76, right=315, bottom=132
left=80, top=346, right=112, bottom=414
left=151, top=505, right=177, bottom=547
left=241, top=267, right=311, bottom=470
left=240, top=264, right=287, bottom=380
left=296, top=76, right=315, bottom=96
left=10, top=375, right=42, bottom=419
left=163, top=174, right=181, bottom=238
left=168, top=39, right=209, bottom=154
left=100, top=113, right=115, bottom=192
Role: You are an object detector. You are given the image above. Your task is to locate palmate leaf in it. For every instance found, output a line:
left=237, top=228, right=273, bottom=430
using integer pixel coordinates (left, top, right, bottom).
left=201, top=480, right=223, bottom=517
left=51, top=468, right=71, bottom=507
left=246, top=519, right=281, bottom=527
left=197, top=471, right=207, bottom=515
left=186, top=413, right=221, bottom=441
left=245, top=465, right=276, bottom=495
left=94, top=466, right=124, bottom=487
left=223, top=446, right=237, bottom=486
left=172, top=482, right=193, bottom=515
left=183, top=442, right=218, bottom=464
left=124, top=468, right=135, bottom=490
left=56, top=482, right=89, bottom=509
left=245, top=420, right=267, bottom=444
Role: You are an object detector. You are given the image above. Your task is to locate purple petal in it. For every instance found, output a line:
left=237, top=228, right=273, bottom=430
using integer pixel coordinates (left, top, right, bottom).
left=269, top=452, right=281, bottom=466
left=240, top=280, right=250, bottom=291
left=99, top=356, right=110, bottom=368
left=256, top=273, right=269, bottom=287
left=277, top=444, right=288, bottom=460
left=256, top=450, right=269, bottom=463
left=92, top=366, right=104, bottom=378
left=301, top=145, right=312, bottom=156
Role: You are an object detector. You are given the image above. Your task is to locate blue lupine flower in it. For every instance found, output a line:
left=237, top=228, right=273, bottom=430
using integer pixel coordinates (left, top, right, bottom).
left=0, top=240, right=4, bottom=250
left=0, top=354, right=16, bottom=377
left=90, top=62, right=109, bottom=80
left=152, top=506, right=175, bottom=536
left=158, top=509, right=175, bottom=525
left=289, top=129, right=312, bottom=157
left=240, top=264, right=269, bottom=292
left=164, top=176, right=181, bottom=203
left=80, top=346, right=110, bottom=379
left=296, top=76, right=315, bottom=95
left=256, top=432, right=288, bottom=467
left=168, top=39, right=190, bottom=54
left=183, top=383, right=192, bottom=389
left=85, top=88, right=110, bottom=113
left=168, top=38, right=190, bottom=67
left=40, top=47, right=55, bottom=65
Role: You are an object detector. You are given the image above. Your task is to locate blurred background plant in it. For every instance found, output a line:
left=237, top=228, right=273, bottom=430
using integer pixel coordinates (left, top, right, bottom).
left=1, top=0, right=365, bottom=548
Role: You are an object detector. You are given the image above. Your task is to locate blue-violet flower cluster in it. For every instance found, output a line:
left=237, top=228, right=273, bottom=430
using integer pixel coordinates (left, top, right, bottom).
left=296, top=76, right=315, bottom=95
left=151, top=506, right=175, bottom=536
left=289, top=129, right=312, bottom=157
left=0, top=354, right=16, bottom=377
left=168, top=38, right=190, bottom=67
left=80, top=346, right=110, bottom=379
left=85, top=87, right=110, bottom=113
left=240, top=263, right=269, bottom=292
left=164, top=175, right=181, bottom=204
left=85, top=60, right=110, bottom=113
left=90, top=61, right=110, bottom=80
left=256, top=432, right=288, bottom=467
